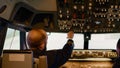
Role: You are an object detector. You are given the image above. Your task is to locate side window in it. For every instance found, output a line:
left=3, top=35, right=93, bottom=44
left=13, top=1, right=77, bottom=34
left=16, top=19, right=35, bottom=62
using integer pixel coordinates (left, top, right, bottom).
left=3, top=28, right=20, bottom=50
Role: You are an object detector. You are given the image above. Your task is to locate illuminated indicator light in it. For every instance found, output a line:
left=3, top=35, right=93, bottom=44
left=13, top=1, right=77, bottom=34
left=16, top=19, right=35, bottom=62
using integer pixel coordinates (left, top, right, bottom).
left=73, top=5, right=77, bottom=9
left=89, top=3, right=92, bottom=6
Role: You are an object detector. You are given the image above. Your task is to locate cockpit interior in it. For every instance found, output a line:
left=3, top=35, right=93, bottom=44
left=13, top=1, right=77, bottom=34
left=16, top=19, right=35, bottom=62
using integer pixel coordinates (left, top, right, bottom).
left=0, top=0, right=120, bottom=68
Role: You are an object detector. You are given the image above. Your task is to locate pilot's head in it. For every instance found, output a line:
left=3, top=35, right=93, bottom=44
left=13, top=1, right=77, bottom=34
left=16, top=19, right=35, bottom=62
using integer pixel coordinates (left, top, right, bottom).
left=27, top=29, right=48, bottom=51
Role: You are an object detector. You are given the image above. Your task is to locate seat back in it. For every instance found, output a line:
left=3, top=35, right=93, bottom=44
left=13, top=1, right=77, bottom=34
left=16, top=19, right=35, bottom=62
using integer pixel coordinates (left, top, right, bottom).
left=2, top=50, right=33, bottom=68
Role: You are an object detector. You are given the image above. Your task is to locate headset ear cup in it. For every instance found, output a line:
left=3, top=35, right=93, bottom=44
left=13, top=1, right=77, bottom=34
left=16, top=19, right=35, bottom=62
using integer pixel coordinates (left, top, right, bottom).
left=0, top=5, right=7, bottom=14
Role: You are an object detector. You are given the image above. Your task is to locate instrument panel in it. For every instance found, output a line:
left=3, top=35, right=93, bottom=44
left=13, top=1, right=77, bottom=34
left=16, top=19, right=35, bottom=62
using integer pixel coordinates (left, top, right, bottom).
left=70, top=49, right=117, bottom=59
left=1, top=0, right=120, bottom=33
left=57, top=0, right=120, bottom=33
left=60, top=49, right=117, bottom=68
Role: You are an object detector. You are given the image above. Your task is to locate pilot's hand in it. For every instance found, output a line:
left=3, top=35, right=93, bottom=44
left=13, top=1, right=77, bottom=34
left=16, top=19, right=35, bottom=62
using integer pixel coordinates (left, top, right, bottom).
left=67, top=31, right=74, bottom=39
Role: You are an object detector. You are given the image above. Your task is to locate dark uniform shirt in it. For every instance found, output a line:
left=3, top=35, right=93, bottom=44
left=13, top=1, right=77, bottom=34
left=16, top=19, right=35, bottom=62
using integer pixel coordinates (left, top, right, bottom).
left=33, top=39, right=74, bottom=68
left=112, top=57, right=120, bottom=68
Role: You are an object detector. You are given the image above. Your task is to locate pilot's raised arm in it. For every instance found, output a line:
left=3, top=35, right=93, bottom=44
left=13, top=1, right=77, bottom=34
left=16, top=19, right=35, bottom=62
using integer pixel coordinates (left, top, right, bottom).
left=27, top=28, right=74, bottom=68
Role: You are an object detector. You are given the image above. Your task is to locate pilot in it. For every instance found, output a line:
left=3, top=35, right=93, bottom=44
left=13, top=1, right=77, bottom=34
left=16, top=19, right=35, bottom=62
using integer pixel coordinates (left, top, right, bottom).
left=27, top=28, right=74, bottom=68
left=112, top=39, right=120, bottom=68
